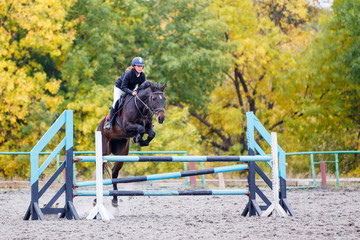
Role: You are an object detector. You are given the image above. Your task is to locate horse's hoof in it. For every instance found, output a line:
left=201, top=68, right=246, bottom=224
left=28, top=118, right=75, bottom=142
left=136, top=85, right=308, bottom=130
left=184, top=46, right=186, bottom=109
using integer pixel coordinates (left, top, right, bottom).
left=134, top=134, right=142, bottom=143
left=112, top=199, right=118, bottom=207
left=93, top=198, right=97, bottom=206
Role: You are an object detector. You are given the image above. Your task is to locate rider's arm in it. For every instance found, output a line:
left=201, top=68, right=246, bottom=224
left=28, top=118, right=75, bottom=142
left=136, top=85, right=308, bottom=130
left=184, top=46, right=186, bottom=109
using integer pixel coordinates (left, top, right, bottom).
left=120, top=72, right=134, bottom=95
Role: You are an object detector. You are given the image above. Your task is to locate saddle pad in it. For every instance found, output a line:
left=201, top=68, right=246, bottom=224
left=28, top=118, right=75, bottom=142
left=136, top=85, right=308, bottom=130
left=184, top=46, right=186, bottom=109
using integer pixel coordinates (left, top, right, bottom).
left=105, top=107, right=122, bottom=121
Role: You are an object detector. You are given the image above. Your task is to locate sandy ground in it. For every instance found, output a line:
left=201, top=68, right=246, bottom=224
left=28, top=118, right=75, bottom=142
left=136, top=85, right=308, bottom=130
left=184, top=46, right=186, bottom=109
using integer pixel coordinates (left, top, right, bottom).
left=0, top=185, right=360, bottom=240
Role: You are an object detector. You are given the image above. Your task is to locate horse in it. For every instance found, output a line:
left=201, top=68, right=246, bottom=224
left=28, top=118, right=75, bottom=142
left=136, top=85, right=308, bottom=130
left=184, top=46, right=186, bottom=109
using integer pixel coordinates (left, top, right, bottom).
left=97, top=81, right=167, bottom=206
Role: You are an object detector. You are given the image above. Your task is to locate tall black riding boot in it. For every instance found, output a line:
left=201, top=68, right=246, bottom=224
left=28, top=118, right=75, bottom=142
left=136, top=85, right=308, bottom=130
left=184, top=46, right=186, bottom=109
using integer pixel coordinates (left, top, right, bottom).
left=104, top=107, right=115, bottom=130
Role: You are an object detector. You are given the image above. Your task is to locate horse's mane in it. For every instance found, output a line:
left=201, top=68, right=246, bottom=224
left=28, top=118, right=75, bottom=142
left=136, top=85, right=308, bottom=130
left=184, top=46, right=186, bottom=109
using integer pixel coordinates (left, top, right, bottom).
left=138, top=81, right=164, bottom=92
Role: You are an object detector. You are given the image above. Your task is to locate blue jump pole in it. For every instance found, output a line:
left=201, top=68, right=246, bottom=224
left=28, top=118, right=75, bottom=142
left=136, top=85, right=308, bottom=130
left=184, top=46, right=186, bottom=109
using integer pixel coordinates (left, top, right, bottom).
left=75, top=164, right=249, bottom=187
left=75, top=155, right=272, bottom=162
left=75, top=189, right=249, bottom=197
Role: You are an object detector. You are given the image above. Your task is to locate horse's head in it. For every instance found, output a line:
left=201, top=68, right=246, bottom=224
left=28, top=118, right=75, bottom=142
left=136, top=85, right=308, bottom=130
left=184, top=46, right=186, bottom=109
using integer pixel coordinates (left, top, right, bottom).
left=148, top=82, right=167, bottom=124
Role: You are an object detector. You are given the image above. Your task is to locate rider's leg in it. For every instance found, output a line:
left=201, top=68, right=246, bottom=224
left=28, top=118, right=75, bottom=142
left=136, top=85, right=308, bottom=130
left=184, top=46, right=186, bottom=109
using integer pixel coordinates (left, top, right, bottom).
left=104, top=107, right=115, bottom=130
left=118, top=94, right=125, bottom=109
left=105, top=86, right=123, bottom=130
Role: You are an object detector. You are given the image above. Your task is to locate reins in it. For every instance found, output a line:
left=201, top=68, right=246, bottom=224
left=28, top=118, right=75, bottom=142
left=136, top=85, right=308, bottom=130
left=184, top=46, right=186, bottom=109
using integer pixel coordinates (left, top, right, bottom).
left=111, top=88, right=165, bottom=134
left=135, top=95, right=152, bottom=115
left=135, top=91, right=165, bottom=118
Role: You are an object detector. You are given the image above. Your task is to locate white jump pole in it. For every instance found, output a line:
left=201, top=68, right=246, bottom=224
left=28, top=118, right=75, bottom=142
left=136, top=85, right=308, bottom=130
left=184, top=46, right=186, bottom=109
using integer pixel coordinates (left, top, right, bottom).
left=261, top=132, right=287, bottom=217
left=87, top=131, right=114, bottom=220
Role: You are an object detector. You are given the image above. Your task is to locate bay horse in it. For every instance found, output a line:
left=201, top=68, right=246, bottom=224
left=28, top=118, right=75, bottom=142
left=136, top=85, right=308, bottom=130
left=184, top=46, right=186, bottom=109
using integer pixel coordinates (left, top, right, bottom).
left=97, top=81, right=167, bottom=206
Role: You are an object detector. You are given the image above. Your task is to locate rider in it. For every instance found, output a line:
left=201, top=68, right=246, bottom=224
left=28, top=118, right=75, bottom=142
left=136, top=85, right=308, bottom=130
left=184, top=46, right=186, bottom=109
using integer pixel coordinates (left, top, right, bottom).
left=104, top=57, right=146, bottom=130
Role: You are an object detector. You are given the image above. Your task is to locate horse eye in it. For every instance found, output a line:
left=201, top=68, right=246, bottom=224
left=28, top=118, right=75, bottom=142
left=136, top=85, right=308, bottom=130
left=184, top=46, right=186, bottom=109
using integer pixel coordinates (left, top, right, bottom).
left=152, top=97, right=156, bottom=101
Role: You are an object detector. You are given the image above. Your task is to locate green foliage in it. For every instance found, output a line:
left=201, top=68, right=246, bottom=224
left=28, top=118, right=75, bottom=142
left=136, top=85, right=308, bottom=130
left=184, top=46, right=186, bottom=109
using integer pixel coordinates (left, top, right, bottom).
left=141, top=0, right=232, bottom=111
left=61, top=0, right=144, bottom=152
left=275, top=0, right=360, bottom=175
left=332, top=0, right=360, bottom=84
left=62, top=0, right=137, bottom=87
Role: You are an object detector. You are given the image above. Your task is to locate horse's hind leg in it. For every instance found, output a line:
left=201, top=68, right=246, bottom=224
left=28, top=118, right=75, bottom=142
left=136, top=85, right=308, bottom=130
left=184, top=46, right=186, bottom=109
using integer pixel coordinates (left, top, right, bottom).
left=111, top=162, right=124, bottom=207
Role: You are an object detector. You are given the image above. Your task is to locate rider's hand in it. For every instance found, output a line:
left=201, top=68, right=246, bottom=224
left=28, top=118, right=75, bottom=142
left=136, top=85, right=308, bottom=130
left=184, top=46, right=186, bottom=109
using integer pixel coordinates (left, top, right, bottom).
left=132, top=91, right=137, bottom=96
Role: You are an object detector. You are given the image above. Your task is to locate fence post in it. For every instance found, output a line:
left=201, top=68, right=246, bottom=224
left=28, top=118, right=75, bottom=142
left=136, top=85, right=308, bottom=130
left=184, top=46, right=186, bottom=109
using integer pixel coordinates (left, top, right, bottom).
left=189, top=162, right=197, bottom=186
left=335, top=154, right=340, bottom=187
left=245, top=112, right=259, bottom=216
left=218, top=173, right=225, bottom=188
left=261, top=132, right=287, bottom=217
left=87, top=131, right=114, bottom=220
left=310, top=154, right=317, bottom=187
left=320, top=161, right=327, bottom=188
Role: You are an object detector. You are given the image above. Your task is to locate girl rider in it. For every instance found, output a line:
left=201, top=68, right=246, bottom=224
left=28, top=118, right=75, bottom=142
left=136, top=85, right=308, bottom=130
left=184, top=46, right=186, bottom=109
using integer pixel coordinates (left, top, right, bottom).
left=104, top=57, right=146, bottom=130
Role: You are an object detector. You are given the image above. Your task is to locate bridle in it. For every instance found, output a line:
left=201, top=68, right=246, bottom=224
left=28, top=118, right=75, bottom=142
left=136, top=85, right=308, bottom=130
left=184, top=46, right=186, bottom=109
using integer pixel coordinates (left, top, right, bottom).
left=134, top=91, right=165, bottom=118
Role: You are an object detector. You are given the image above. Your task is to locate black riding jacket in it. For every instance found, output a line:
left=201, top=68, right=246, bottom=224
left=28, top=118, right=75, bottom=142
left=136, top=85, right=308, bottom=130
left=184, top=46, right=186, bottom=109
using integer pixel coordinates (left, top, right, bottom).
left=115, top=68, right=146, bottom=95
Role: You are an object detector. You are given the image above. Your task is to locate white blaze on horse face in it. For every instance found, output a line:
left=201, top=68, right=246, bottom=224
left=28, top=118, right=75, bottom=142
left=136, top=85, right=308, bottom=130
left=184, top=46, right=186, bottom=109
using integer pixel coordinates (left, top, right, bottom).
left=159, top=95, right=162, bottom=100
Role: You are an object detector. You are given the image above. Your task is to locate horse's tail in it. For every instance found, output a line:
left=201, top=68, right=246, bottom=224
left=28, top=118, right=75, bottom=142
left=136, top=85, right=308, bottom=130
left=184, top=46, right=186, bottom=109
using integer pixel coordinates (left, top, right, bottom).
left=97, top=117, right=105, bottom=131
left=103, top=163, right=112, bottom=179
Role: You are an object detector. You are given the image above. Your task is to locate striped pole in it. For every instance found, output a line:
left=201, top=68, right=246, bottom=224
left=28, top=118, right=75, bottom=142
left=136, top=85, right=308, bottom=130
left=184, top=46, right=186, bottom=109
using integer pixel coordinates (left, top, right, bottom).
left=84, top=131, right=274, bottom=220
left=75, top=164, right=249, bottom=188
left=75, top=155, right=272, bottom=162
left=75, top=189, right=249, bottom=197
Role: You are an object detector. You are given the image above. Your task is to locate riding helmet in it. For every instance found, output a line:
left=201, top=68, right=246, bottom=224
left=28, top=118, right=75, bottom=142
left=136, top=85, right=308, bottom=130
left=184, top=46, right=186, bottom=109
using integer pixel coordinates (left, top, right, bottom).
left=131, top=57, right=145, bottom=66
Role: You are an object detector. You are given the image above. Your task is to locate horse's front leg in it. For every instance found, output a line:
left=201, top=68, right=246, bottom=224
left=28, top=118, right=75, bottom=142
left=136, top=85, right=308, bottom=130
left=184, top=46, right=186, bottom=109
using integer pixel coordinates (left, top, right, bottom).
left=124, top=122, right=146, bottom=143
left=139, top=125, right=155, bottom=147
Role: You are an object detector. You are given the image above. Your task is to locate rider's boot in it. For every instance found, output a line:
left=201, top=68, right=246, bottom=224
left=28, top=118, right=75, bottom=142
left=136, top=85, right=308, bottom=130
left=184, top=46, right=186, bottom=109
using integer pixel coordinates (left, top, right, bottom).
left=104, top=107, right=115, bottom=130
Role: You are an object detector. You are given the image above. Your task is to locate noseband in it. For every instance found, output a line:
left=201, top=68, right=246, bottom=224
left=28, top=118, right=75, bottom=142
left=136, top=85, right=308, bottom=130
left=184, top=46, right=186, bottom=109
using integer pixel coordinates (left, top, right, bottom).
left=135, top=91, right=165, bottom=118
left=148, top=91, right=165, bottom=114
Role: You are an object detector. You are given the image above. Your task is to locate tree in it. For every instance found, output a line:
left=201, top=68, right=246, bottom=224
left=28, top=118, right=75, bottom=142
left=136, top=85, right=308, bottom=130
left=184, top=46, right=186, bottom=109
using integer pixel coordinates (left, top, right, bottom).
left=333, top=0, right=360, bottom=85
left=184, top=0, right=318, bottom=154
left=140, top=0, right=231, bottom=111
left=61, top=0, right=143, bottom=151
left=274, top=0, right=360, bottom=175
left=0, top=0, right=75, bottom=178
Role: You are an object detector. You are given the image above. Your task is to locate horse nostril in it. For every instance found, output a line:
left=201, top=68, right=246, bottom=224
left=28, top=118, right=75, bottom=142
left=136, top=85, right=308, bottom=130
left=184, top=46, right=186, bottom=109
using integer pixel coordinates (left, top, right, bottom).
left=158, top=115, right=165, bottom=123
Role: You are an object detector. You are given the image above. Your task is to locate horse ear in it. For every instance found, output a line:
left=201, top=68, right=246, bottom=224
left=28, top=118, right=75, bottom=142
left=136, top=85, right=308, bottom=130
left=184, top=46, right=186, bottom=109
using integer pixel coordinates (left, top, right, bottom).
left=161, top=82, right=167, bottom=91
